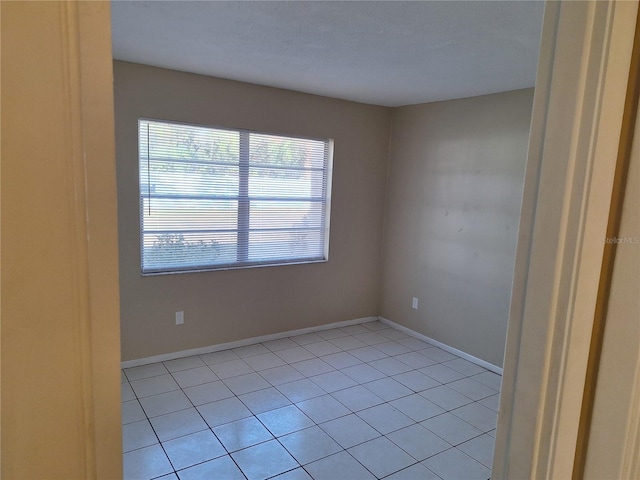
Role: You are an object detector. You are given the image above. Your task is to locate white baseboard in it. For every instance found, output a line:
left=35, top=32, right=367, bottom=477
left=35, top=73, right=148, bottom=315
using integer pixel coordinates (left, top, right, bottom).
left=121, top=316, right=378, bottom=369
left=378, top=316, right=503, bottom=375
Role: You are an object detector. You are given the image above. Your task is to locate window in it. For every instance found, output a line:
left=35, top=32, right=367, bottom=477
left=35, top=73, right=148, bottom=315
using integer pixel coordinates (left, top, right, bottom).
left=138, top=119, right=333, bottom=274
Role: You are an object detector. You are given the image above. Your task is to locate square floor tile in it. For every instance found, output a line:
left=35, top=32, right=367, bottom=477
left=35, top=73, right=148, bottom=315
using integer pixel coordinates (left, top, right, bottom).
left=303, top=340, right=342, bottom=356
left=396, top=337, right=433, bottom=351
left=163, top=356, right=205, bottom=373
left=340, top=324, right=370, bottom=335
left=232, top=439, right=299, bottom=480
left=349, top=346, right=389, bottom=363
left=296, top=394, right=350, bottom=423
left=197, top=397, right=252, bottom=428
left=349, top=436, right=415, bottom=478
left=260, top=365, right=305, bottom=386
left=140, top=390, right=192, bottom=418
left=122, top=400, right=146, bottom=424
left=233, top=343, right=270, bottom=358
left=321, top=351, right=362, bottom=369
left=395, top=351, right=437, bottom=369
left=257, top=405, right=314, bottom=437
left=341, top=325, right=370, bottom=335
left=280, top=425, right=342, bottom=465
left=363, top=377, right=413, bottom=401
left=239, top=386, right=291, bottom=414
left=121, top=331, right=500, bottom=480
left=479, top=393, right=500, bottom=412
left=369, top=357, right=414, bottom=376
left=471, top=371, right=502, bottom=391
left=124, top=363, right=169, bottom=382
left=123, top=444, right=172, bottom=480
left=183, top=380, right=234, bottom=406
left=157, top=474, right=178, bottom=480
left=200, top=350, right=240, bottom=365
left=329, top=336, right=367, bottom=351
left=331, top=385, right=384, bottom=412
left=362, top=321, right=390, bottom=332
left=304, top=451, right=375, bottom=480
left=373, top=341, right=412, bottom=357
left=162, top=429, right=226, bottom=470
left=421, top=348, right=458, bottom=363
left=385, top=463, right=441, bottom=480
left=208, top=359, right=254, bottom=380
left=223, top=372, right=271, bottom=395
left=342, top=364, right=387, bottom=384
left=393, top=370, right=441, bottom=392
left=422, top=447, right=490, bottom=480
left=443, top=358, right=487, bottom=376
left=316, top=328, right=349, bottom=340
left=380, top=329, right=410, bottom=341
left=387, top=424, right=451, bottom=461
left=357, top=403, right=414, bottom=435
left=262, top=338, right=299, bottom=352
left=121, top=371, right=127, bottom=384
left=171, top=366, right=218, bottom=389
left=149, top=407, right=208, bottom=442
left=419, top=385, right=474, bottom=410
left=451, top=402, right=497, bottom=432
left=213, top=416, right=274, bottom=452
left=272, top=467, right=313, bottom=480
left=177, top=454, right=245, bottom=480
left=458, top=433, right=495, bottom=467
left=390, top=394, right=445, bottom=422
left=122, top=419, right=157, bottom=452
left=131, top=374, right=180, bottom=398
left=447, top=378, right=497, bottom=400
left=421, top=413, right=483, bottom=446
left=309, top=370, right=357, bottom=393
left=243, top=352, right=286, bottom=371
left=420, top=364, right=467, bottom=384
left=122, top=382, right=135, bottom=402
left=319, top=413, right=379, bottom=448
left=353, top=331, right=387, bottom=346
left=275, top=347, right=315, bottom=364
left=277, top=378, right=326, bottom=403
left=291, top=358, right=334, bottom=377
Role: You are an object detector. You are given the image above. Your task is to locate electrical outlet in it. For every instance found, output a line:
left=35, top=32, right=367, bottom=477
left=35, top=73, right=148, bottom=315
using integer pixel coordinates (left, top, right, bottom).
left=175, top=311, right=184, bottom=325
left=412, top=297, right=419, bottom=310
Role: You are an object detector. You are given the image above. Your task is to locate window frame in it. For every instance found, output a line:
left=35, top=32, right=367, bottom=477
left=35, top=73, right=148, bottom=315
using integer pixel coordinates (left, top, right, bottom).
left=138, top=118, right=334, bottom=275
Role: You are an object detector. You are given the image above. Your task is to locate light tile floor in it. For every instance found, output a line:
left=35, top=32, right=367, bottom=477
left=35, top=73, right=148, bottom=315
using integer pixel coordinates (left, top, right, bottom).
left=122, top=321, right=501, bottom=480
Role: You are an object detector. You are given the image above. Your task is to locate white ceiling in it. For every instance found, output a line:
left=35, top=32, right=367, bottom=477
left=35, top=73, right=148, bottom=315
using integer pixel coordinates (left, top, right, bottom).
left=110, top=1, right=544, bottom=107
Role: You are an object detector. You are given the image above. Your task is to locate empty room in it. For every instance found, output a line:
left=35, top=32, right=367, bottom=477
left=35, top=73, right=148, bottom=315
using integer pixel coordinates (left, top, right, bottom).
left=4, top=1, right=639, bottom=480
left=113, top=2, right=540, bottom=479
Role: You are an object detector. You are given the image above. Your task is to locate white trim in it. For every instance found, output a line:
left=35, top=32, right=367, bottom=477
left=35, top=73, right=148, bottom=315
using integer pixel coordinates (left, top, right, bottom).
left=378, top=317, right=503, bottom=375
left=494, top=1, right=638, bottom=479
left=121, top=316, right=377, bottom=368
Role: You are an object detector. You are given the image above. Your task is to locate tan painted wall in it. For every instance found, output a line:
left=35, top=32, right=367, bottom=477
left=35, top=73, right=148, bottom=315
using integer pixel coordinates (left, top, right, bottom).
left=114, top=61, right=391, bottom=361
left=1, top=2, right=122, bottom=478
left=380, top=89, right=534, bottom=367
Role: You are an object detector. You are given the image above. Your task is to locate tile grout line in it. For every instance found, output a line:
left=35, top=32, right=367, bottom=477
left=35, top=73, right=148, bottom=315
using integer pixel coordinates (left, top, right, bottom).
left=122, top=322, right=498, bottom=479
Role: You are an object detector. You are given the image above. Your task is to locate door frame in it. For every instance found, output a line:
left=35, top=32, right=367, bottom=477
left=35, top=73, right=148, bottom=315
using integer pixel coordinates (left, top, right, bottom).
left=493, top=1, right=639, bottom=478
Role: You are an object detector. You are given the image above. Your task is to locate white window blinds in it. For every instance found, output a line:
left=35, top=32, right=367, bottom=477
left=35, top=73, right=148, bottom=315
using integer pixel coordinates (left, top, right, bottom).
left=139, top=119, right=333, bottom=274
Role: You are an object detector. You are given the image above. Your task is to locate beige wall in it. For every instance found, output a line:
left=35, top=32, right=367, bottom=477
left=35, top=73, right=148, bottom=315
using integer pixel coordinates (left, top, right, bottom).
left=380, top=89, right=534, bottom=367
left=114, top=61, right=391, bottom=361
